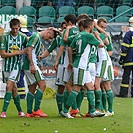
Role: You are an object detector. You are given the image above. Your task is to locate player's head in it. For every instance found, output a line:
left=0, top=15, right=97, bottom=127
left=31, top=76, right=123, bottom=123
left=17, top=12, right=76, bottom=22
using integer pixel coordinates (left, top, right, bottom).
left=42, top=29, right=57, bottom=40
left=10, top=18, right=20, bottom=37
left=97, top=18, right=107, bottom=31
left=78, top=18, right=94, bottom=33
left=129, top=16, right=133, bottom=27
left=61, top=21, right=66, bottom=31
left=64, top=14, right=76, bottom=26
left=76, top=14, right=89, bottom=24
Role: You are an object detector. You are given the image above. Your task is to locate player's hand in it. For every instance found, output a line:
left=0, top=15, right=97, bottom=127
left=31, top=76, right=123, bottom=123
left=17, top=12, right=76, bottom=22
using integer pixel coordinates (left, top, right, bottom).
left=18, top=49, right=26, bottom=55
left=67, top=64, right=72, bottom=72
left=54, top=60, right=58, bottom=71
left=30, top=64, right=36, bottom=74
left=66, top=25, right=72, bottom=30
left=38, top=55, right=43, bottom=61
left=93, top=31, right=99, bottom=38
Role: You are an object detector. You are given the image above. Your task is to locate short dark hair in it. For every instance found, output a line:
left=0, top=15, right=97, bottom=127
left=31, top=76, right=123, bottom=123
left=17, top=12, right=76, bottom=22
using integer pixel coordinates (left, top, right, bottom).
left=10, top=18, right=20, bottom=28
left=61, top=21, right=66, bottom=28
left=97, top=18, right=107, bottom=25
left=79, top=18, right=94, bottom=29
left=64, top=14, right=76, bottom=25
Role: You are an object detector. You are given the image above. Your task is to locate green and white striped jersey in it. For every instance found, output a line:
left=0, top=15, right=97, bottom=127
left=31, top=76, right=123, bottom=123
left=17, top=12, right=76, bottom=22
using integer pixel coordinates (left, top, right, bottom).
left=23, top=32, right=42, bottom=70
left=69, top=31, right=100, bottom=70
left=47, top=35, right=65, bottom=65
left=0, top=32, right=28, bottom=72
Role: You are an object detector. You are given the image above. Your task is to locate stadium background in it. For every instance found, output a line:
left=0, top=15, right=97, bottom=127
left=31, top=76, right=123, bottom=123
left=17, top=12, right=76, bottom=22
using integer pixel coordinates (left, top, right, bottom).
left=0, top=0, right=133, bottom=98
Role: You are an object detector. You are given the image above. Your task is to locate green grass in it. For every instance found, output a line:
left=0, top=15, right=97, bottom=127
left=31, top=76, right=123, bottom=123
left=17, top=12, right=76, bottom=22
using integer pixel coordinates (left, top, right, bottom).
left=0, top=98, right=133, bottom=133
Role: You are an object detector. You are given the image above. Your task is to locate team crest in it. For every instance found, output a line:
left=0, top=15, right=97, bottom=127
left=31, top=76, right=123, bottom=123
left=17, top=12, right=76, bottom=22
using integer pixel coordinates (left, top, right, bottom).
left=9, top=45, right=20, bottom=53
left=1, top=43, right=4, bottom=48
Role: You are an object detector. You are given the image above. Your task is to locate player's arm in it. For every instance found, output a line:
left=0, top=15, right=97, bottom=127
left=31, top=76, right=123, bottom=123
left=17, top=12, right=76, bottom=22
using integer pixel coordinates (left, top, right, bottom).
left=67, top=37, right=76, bottom=71
left=38, top=50, right=50, bottom=61
left=64, top=25, right=72, bottom=42
left=49, top=27, right=62, bottom=37
left=54, top=45, right=65, bottom=70
left=39, top=38, right=57, bottom=60
left=27, top=46, right=36, bottom=74
left=0, top=49, right=25, bottom=58
left=94, top=21, right=108, bottom=37
left=93, top=31, right=104, bottom=47
left=104, top=37, right=109, bottom=46
left=0, top=35, right=25, bottom=58
left=68, top=47, right=73, bottom=71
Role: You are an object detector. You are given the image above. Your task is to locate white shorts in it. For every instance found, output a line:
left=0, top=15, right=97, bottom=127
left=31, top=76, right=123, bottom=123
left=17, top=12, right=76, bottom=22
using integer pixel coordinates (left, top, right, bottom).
left=102, top=57, right=114, bottom=81
left=73, top=67, right=92, bottom=86
left=55, top=64, right=65, bottom=86
left=24, top=65, right=45, bottom=85
left=96, top=60, right=107, bottom=78
left=63, top=67, right=72, bottom=83
left=88, top=63, right=96, bottom=84
left=2, top=70, right=20, bottom=83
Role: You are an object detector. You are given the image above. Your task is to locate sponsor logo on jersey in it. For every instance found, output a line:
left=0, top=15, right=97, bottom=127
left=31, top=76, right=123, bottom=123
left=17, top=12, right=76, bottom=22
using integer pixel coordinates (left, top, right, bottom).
left=9, top=45, right=20, bottom=53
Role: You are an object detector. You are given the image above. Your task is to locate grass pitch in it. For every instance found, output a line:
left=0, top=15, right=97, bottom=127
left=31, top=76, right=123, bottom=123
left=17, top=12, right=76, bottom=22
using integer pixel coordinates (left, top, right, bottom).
left=0, top=98, right=133, bottom=133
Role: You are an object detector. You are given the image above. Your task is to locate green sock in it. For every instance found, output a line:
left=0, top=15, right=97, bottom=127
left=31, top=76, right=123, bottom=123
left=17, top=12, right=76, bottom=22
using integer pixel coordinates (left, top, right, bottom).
left=56, top=92, right=64, bottom=113
left=78, top=90, right=85, bottom=110
left=95, top=90, right=103, bottom=110
left=34, top=89, right=43, bottom=111
left=76, top=92, right=81, bottom=110
left=2, top=92, right=12, bottom=112
left=106, top=89, right=114, bottom=112
left=13, top=94, right=22, bottom=112
left=87, top=90, right=95, bottom=113
left=72, top=99, right=77, bottom=110
left=64, top=90, right=79, bottom=113
left=27, top=92, right=34, bottom=114
left=63, top=90, right=69, bottom=110
left=102, top=91, right=107, bottom=111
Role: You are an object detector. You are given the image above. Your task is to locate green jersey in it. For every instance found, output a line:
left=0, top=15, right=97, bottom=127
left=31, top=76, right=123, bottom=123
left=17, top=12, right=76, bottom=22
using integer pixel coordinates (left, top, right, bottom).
left=0, top=32, right=28, bottom=72
left=47, top=36, right=65, bottom=64
left=89, top=28, right=106, bottom=63
left=69, top=31, right=100, bottom=70
left=106, top=36, right=113, bottom=51
left=23, top=32, right=42, bottom=70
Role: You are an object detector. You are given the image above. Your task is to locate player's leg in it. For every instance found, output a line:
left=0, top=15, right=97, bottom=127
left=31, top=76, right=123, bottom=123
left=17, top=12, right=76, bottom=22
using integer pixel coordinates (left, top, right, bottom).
left=95, top=60, right=107, bottom=111
left=103, top=81, right=114, bottom=116
left=24, top=70, right=36, bottom=117
left=100, top=83, right=107, bottom=112
left=55, top=64, right=65, bottom=115
left=12, top=83, right=25, bottom=117
left=103, top=61, right=114, bottom=116
left=85, top=70, right=105, bottom=117
left=33, top=67, right=48, bottom=117
left=1, top=70, right=22, bottom=118
left=1, top=78, right=13, bottom=118
left=61, top=68, right=83, bottom=118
